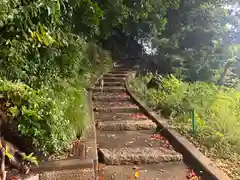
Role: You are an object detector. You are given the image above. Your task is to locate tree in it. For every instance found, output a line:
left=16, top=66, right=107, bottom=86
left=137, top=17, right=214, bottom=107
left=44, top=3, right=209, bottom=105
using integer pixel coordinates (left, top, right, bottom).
left=148, top=0, right=240, bottom=85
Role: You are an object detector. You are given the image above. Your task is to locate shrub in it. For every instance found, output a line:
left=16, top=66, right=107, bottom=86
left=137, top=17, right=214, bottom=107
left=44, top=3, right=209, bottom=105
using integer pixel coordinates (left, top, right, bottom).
left=131, top=74, right=240, bottom=159
left=0, top=79, right=72, bottom=153
left=0, top=0, right=113, bottom=155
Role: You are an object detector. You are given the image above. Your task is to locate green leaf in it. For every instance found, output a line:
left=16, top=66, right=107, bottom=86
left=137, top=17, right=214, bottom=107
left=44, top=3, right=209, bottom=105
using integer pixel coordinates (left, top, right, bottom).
left=5, top=146, right=14, bottom=160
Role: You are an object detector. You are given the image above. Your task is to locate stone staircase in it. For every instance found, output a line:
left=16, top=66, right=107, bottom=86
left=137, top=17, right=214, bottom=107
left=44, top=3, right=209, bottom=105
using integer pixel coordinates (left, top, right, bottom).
left=93, top=66, right=189, bottom=180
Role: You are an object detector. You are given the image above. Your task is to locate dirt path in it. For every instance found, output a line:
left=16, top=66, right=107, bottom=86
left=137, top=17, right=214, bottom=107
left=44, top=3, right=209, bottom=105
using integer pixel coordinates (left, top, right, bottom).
left=93, top=65, right=190, bottom=180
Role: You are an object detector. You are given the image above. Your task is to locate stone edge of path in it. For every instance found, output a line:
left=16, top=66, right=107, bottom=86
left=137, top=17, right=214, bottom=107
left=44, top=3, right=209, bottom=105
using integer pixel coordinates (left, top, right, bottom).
left=30, top=68, right=112, bottom=180
left=125, top=71, right=231, bottom=180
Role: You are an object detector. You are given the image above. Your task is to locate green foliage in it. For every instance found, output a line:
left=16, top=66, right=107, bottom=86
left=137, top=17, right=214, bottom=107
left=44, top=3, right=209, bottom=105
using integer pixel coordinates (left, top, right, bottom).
left=0, top=40, right=111, bottom=154
left=20, top=152, right=39, bottom=166
left=95, top=0, right=180, bottom=40
left=131, top=74, right=240, bottom=159
left=0, top=79, right=73, bottom=153
left=148, top=0, right=240, bottom=86
left=70, top=0, right=104, bottom=38
left=5, top=146, right=14, bottom=161
left=0, top=0, right=112, bottom=155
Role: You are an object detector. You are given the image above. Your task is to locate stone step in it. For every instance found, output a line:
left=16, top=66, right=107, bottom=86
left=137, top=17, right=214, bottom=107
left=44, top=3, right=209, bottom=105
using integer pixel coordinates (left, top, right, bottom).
left=106, top=71, right=128, bottom=75
left=93, top=95, right=130, bottom=101
left=96, top=120, right=156, bottom=131
left=94, top=106, right=140, bottom=113
left=40, top=168, right=94, bottom=180
left=94, top=81, right=124, bottom=87
left=97, top=163, right=188, bottom=180
left=107, top=71, right=129, bottom=74
left=93, top=92, right=129, bottom=97
left=93, top=102, right=140, bottom=113
left=92, top=86, right=125, bottom=92
left=103, top=74, right=127, bottom=78
left=94, top=101, right=136, bottom=107
left=99, top=147, right=183, bottom=165
left=92, top=92, right=130, bottom=101
left=102, top=77, right=126, bottom=82
left=111, top=67, right=130, bottom=71
left=97, top=130, right=171, bottom=150
left=94, top=113, right=149, bottom=122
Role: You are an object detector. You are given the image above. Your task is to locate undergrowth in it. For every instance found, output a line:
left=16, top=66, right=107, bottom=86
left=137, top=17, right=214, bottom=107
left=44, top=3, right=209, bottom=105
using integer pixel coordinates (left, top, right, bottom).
left=0, top=39, right=112, bottom=154
left=0, top=0, right=113, bottom=155
left=130, top=73, right=240, bottom=179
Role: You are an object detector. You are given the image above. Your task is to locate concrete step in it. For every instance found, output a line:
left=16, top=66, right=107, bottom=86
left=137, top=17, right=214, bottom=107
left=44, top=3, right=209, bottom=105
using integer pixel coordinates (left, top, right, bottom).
left=93, top=95, right=130, bottom=101
left=94, top=106, right=140, bottom=113
left=107, top=71, right=129, bottom=74
left=93, top=92, right=128, bottom=97
left=92, top=86, right=126, bottom=92
left=95, top=112, right=149, bottom=122
left=97, top=130, right=171, bottom=150
left=40, top=168, right=94, bottom=180
left=92, top=92, right=130, bottom=101
left=96, top=120, right=156, bottom=131
left=97, top=130, right=183, bottom=164
left=94, top=81, right=125, bottom=87
left=102, top=77, right=126, bottom=82
left=99, top=147, right=183, bottom=165
left=110, top=68, right=130, bottom=72
left=94, top=101, right=136, bottom=107
left=94, top=102, right=140, bottom=113
left=98, top=163, right=188, bottom=180
left=106, top=71, right=128, bottom=75
left=103, top=74, right=127, bottom=78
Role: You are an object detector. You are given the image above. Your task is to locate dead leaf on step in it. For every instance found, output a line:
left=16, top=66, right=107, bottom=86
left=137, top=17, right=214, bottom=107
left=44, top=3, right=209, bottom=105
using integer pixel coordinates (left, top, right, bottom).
left=9, top=176, right=21, bottom=180
left=111, top=173, right=116, bottom=179
left=148, top=142, right=153, bottom=147
left=107, top=134, right=116, bottom=139
left=98, top=163, right=106, bottom=171
left=86, top=147, right=91, bottom=152
left=158, top=169, right=165, bottom=174
left=135, top=171, right=140, bottom=179
left=133, top=165, right=140, bottom=170
left=125, top=141, right=134, bottom=145
left=98, top=175, right=104, bottom=180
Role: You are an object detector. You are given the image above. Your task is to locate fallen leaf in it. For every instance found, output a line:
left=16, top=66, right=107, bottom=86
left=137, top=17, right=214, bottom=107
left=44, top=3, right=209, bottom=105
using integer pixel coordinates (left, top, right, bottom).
left=111, top=173, right=116, bottom=179
left=148, top=142, right=153, bottom=147
left=99, top=175, right=104, bottom=180
left=135, top=171, right=140, bottom=179
left=133, top=165, right=140, bottom=170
